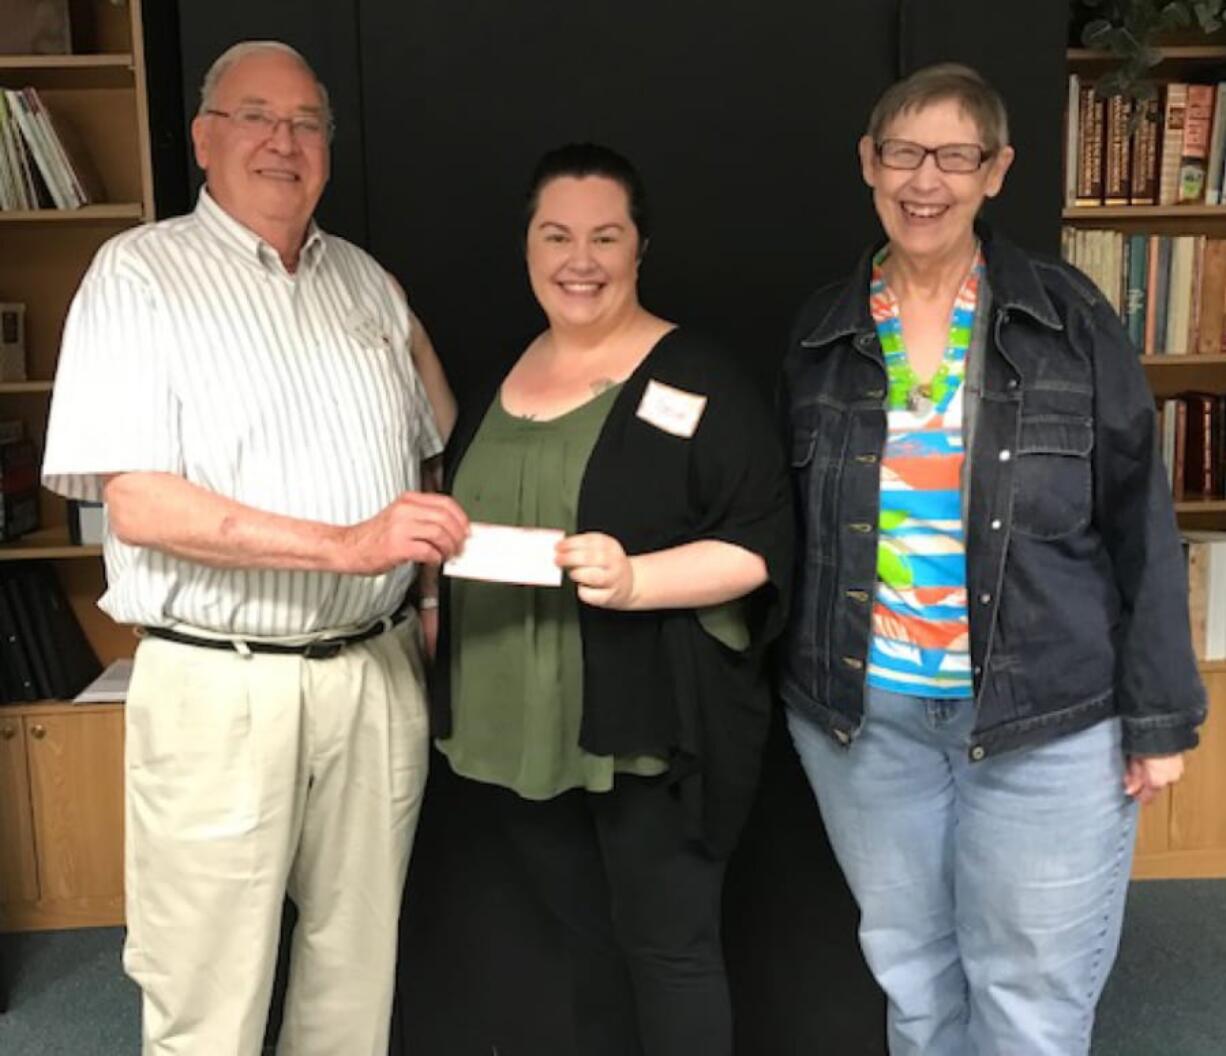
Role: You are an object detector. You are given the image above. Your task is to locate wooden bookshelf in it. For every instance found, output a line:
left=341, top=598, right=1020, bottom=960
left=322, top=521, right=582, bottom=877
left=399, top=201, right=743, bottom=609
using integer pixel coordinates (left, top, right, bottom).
left=0, top=204, right=145, bottom=223
left=0, top=0, right=152, bottom=931
left=1066, top=46, right=1226, bottom=880
left=1069, top=45, right=1226, bottom=64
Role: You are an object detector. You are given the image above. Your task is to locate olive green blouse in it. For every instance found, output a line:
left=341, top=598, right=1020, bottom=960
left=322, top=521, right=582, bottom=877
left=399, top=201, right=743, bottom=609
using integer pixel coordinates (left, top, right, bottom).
left=438, top=385, right=669, bottom=799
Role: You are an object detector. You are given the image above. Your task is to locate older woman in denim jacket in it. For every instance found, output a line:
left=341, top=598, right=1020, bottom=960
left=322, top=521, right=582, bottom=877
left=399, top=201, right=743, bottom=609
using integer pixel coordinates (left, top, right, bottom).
left=779, top=63, right=1206, bottom=1056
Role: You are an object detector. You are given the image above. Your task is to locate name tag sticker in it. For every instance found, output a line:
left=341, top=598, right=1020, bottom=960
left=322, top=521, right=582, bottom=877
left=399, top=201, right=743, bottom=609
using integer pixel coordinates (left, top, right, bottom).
left=636, top=379, right=707, bottom=438
left=343, top=306, right=390, bottom=349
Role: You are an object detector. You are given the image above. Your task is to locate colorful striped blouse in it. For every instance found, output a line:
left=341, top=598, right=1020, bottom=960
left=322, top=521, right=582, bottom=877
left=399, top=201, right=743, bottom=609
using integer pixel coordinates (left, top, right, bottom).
left=866, top=248, right=984, bottom=699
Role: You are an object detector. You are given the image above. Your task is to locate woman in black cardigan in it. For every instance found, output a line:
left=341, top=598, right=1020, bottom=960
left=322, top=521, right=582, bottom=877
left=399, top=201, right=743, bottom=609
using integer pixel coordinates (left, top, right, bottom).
left=431, top=143, right=791, bottom=1056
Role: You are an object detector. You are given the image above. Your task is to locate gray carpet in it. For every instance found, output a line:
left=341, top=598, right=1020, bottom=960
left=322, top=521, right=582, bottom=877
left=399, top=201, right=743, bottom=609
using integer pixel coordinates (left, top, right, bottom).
left=0, top=880, right=1222, bottom=1054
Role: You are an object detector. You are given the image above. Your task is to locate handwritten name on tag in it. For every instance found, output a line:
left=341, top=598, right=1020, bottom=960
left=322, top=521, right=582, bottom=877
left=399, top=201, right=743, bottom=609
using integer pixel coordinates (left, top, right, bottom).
left=635, top=379, right=707, bottom=439
left=443, top=522, right=565, bottom=587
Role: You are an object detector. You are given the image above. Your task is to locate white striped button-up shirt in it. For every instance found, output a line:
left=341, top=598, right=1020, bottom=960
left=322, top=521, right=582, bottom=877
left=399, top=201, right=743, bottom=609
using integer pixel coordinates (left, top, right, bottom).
left=43, top=189, right=442, bottom=637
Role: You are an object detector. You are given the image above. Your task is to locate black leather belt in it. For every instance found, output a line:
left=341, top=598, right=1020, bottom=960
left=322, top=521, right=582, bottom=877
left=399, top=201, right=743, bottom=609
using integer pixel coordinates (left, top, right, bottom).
left=141, top=606, right=410, bottom=660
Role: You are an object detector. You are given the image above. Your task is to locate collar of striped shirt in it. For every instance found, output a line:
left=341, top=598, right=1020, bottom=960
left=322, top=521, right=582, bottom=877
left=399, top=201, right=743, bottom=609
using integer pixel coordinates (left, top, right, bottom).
left=195, top=186, right=326, bottom=275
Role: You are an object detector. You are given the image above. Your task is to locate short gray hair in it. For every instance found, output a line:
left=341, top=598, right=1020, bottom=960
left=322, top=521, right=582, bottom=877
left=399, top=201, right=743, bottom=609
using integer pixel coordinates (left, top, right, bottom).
left=866, top=63, right=1009, bottom=154
left=198, top=40, right=331, bottom=120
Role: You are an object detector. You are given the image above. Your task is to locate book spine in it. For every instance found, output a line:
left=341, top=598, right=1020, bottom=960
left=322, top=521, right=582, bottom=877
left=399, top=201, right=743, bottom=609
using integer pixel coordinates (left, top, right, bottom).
left=1077, top=85, right=1104, bottom=206
left=1206, top=83, right=1226, bottom=204
left=1197, top=238, right=1226, bottom=356
left=1131, top=97, right=1160, bottom=205
left=1144, top=234, right=1161, bottom=356
left=1065, top=74, right=1081, bottom=207
left=1125, top=234, right=1148, bottom=351
left=1159, top=83, right=1189, bottom=206
left=1104, top=95, right=1131, bottom=205
left=1178, top=83, right=1216, bottom=204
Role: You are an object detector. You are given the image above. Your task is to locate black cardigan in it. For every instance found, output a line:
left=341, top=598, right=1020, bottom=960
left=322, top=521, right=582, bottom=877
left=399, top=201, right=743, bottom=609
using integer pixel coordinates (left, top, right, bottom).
left=431, top=329, right=792, bottom=856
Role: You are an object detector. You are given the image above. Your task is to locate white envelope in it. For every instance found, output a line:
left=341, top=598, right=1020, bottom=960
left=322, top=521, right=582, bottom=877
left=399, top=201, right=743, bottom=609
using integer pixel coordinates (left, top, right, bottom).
left=443, top=522, right=565, bottom=587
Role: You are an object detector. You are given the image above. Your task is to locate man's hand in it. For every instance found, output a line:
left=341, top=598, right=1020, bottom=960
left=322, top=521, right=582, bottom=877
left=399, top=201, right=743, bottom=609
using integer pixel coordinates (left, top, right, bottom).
left=341, top=493, right=469, bottom=575
left=1123, top=753, right=1185, bottom=806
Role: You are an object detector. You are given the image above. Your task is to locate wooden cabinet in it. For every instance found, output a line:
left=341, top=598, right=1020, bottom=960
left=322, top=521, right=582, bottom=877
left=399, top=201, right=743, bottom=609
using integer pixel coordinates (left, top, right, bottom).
left=1066, top=46, right=1226, bottom=879
left=0, top=0, right=153, bottom=929
left=0, top=703, right=124, bottom=930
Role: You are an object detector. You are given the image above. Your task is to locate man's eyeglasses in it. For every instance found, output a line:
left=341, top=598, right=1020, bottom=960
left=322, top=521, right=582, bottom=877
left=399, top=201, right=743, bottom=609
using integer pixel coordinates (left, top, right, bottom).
left=875, top=139, right=993, bottom=173
left=204, top=106, right=334, bottom=143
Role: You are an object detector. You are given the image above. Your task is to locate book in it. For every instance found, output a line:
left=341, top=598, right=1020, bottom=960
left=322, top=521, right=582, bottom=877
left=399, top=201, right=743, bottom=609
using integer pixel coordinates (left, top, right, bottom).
left=0, top=571, right=38, bottom=702
left=1104, top=95, right=1132, bottom=205
left=1077, top=84, right=1105, bottom=206
left=1131, top=96, right=1161, bottom=205
left=4, top=87, right=71, bottom=208
left=68, top=499, right=106, bottom=545
left=1196, top=239, right=1226, bottom=356
left=0, top=301, right=24, bottom=381
left=1065, top=74, right=1081, bottom=207
left=1185, top=531, right=1226, bottom=661
left=1159, top=83, right=1189, bottom=206
left=1206, top=83, right=1226, bottom=205
left=1183, top=392, right=1220, bottom=497
left=1165, top=236, right=1196, bottom=355
left=1125, top=234, right=1148, bottom=351
left=0, top=436, right=38, bottom=541
left=1178, top=84, right=1216, bottom=204
left=73, top=658, right=133, bottom=704
left=1143, top=234, right=1162, bottom=356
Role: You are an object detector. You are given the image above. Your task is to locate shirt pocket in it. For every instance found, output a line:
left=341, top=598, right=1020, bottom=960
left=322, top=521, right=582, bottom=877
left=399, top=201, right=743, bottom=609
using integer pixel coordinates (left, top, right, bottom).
left=1012, top=414, right=1093, bottom=539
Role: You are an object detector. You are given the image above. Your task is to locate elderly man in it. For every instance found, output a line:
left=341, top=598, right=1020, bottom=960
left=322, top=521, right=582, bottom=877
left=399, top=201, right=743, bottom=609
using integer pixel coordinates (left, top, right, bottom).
left=42, top=41, right=465, bottom=1055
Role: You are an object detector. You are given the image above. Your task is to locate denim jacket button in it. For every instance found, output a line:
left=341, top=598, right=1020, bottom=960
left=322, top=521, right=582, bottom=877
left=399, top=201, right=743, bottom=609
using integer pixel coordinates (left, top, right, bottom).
left=849, top=522, right=873, bottom=533
left=854, top=333, right=874, bottom=349
left=969, top=745, right=986, bottom=762
left=973, top=664, right=982, bottom=676
left=990, top=518, right=1002, bottom=530
left=846, top=589, right=870, bottom=603
left=1007, top=378, right=1019, bottom=390
left=855, top=453, right=879, bottom=464
left=842, top=656, right=864, bottom=670
left=998, top=449, right=1012, bottom=462
left=979, top=592, right=992, bottom=604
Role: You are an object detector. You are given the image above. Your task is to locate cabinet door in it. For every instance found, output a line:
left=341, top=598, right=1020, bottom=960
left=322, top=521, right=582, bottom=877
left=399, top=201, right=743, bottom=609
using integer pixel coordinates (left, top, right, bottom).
left=25, top=708, right=124, bottom=925
left=0, top=716, right=38, bottom=905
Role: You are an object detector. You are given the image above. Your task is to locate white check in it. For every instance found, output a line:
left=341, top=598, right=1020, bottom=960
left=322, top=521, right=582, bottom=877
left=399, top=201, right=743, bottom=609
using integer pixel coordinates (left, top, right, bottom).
left=443, top=522, right=565, bottom=587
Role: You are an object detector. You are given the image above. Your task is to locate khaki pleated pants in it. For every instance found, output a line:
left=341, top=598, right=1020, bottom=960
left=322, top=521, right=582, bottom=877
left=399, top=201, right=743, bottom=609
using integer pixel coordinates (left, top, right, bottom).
left=122, top=616, right=429, bottom=1056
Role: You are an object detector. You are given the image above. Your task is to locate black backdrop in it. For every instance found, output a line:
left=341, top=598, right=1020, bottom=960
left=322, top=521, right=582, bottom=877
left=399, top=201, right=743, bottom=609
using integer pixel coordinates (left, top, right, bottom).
left=160, top=3, right=1070, bottom=1052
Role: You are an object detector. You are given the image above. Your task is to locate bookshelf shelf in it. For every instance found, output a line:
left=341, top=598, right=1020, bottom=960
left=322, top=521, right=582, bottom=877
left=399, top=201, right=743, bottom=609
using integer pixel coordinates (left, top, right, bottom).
left=0, top=527, right=101, bottom=561
left=0, top=54, right=135, bottom=90
left=1174, top=498, right=1226, bottom=514
left=0, top=381, right=53, bottom=394
left=1068, top=46, right=1226, bottom=63
left=0, top=205, right=144, bottom=224
left=1141, top=354, right=1226, bottom=396
left=1063, top=205, right=1226, bottom=221
left=0, top=55, right=133, bottom=69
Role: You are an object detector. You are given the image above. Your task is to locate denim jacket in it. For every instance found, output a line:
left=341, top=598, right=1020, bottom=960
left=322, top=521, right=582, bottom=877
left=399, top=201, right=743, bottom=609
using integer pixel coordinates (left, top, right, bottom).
left=779, top=224, right=1207, bottom=760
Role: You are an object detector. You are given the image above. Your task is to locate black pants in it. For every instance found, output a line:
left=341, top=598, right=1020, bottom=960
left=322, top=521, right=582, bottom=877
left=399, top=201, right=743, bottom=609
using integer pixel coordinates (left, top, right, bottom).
left=490, top=775, right=732, bottom=1056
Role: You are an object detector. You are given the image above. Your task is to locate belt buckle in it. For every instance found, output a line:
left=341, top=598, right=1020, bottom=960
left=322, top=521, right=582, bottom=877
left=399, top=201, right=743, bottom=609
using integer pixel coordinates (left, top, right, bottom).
left=302, top=639, right=344, bottom=660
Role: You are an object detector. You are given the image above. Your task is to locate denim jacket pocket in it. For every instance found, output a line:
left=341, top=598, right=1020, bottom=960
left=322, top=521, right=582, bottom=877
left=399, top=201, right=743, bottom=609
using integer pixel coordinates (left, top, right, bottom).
left=1013, top=415, right=1093, bottom=539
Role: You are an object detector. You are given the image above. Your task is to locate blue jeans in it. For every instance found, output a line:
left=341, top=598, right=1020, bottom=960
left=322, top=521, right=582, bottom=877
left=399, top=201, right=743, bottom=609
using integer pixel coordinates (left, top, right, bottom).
left=787, top=687, right=1138, bottom=1056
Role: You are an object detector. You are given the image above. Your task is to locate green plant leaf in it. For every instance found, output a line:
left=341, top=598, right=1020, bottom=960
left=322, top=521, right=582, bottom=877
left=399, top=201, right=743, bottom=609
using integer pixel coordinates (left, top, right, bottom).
left=1141, top=44, right=1165, bottom=67
left=1193, top=1, right=1221, bottom=31
left=1160, top=2, right=1194, bottom=29
left=1081, top=18, right=1115, bottom=47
